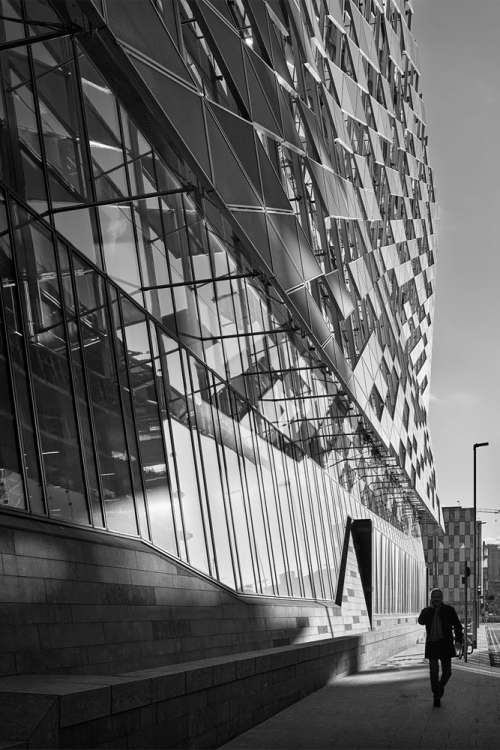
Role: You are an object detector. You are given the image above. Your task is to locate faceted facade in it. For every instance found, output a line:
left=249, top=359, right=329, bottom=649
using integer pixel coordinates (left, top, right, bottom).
left=0, top=0, right=439, bottom=684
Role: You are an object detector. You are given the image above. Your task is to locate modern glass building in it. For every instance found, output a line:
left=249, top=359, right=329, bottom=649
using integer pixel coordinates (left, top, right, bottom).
left=0, top=0, right=440, bottom=686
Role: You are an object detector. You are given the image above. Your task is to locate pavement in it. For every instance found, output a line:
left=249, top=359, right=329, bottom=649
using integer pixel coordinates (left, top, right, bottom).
left=220, top=625, right=500, bottom=750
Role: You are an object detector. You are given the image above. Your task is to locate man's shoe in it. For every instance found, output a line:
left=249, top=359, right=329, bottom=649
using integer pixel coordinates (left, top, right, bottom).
left=433, top=698, right=441, bottom=707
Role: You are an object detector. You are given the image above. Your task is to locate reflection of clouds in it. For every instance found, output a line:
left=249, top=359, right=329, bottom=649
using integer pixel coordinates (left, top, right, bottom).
left=103, top=211, right=128, bottom=248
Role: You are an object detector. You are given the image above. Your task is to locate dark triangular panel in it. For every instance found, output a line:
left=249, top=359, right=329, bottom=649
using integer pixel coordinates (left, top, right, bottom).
left=231, top=209, right=273, bottom=273
left=306, top=157, right=330, bottom=214
left=205, top=107, right=261, bottom=207
left=296, top=221, right=323, bottom=283
left=304, top=287, right=332, bottom=347
left=131, top=60, right=212, bottom=182
left=243, top=46, right=282, bottom=137
left=107, top=0, right=196, bottom=88
left=265, top=217, right=303, bottom=292
left=267, top=212, right=300, bottom=269
left=268, top=21, right=295, bottom=90
left=277, top=87, right=305, bottom=153
left=288, top=285, right=312, bottom=333
left=207, top=103, right=262, bottom=201
left=244, top=45, right=283, bottom=135
left=203, top=0, right=235, bottom=25
left=194, top=0, right=251, bottom=115
left=255, top=137, right=291, bottom=211
left=244, top=0, right=273, bottom=63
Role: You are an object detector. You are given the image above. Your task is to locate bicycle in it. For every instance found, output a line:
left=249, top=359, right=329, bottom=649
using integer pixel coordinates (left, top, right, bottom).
left=456, top=631, right=474, bottom=659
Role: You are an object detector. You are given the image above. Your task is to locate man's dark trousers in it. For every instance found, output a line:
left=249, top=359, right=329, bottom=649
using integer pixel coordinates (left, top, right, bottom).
left=429, top=657, right=451, bottom=698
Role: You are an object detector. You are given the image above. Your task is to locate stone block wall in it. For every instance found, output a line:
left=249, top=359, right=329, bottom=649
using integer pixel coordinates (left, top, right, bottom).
left=0, top=624, right=422, bottom=749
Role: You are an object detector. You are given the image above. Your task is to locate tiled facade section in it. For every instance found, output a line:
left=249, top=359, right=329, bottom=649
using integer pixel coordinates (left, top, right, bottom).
left=339, top=538, right=371, bottom=633
left=422, top=506, right=481, bottom=622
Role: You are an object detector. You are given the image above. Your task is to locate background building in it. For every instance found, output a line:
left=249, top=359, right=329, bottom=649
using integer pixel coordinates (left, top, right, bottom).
left=484, top=543, right=500, bottom=620
left=0, top=0, right=441, bottom=745
left=422, top=507, right=482, bottom=624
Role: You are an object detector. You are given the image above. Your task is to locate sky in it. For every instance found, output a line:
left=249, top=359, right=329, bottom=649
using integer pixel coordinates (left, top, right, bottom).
left=412, top=1, right=500, bottom=542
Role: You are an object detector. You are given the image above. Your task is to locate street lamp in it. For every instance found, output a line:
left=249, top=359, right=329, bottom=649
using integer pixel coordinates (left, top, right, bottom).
left=473, top=442, right=489, bottom=647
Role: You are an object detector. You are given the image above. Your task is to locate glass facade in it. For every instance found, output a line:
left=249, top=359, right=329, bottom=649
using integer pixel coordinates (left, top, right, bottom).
left=0, top=0, right=438, bottom=614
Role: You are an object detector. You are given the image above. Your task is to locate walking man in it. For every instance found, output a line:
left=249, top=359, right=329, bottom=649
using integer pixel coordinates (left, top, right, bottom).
left=418, top=588, right=463, bottom=707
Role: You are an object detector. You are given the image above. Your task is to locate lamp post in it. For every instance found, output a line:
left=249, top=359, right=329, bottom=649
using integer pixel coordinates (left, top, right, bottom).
left=473, top=442, right=489, bottom=648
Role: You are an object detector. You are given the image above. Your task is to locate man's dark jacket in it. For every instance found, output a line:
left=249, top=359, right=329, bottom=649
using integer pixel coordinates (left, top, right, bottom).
left=418, top=603, right=463, bottom=659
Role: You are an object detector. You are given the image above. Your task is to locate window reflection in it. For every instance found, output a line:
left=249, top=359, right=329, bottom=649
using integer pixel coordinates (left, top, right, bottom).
left=72, top=255, right=137, bottom=535
left=32, top=39, right=91, bottom=208
left=13, top=210, right=89, bottom=523
left=5, top=47, right=48, bottom=213
left=162, top=339, right=211, bottom=574
left=57, top=242, right=104, bottom=527
left=0, top=198, right=26, bottom=510
left=99, top=204, right=142, bottom=299
left=79, top=52, right=128, bottom=201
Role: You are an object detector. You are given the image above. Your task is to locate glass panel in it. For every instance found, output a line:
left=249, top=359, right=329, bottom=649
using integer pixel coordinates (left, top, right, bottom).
left=53, top=206, right=101, bottom=267
left=162, top=339, right=211, bottom=574
left=298, top=460, right=326, bottom=598
left=252, top=413, right=288, bottom=596
left=187, top=357, right=236, bottom=588
left=78, top=51, right=128, bottom=201
left=171, top=283, right=203, bottom=358
left=13, top=211, right=89, bottom=524
left=197, top=281, right=226, bottom=378
left=72, top=255, right=137, bottom=535
left=122, top=298, right=178, bottom=551
left=1, top=234, right=45, bottom=513
left=0, top=197, right=27, bottom=510
left=150, top=325, right=187, bottom=560
left=57, top=242, right=104, bottom=527
left=239, top=422, right=275, bottom=595
left=312, top=466, right=336, bottom=598
left=286, top=458, right=313, bottom=598
left=99, top=204, right=142, bottom=298
left=133, top=198, right=168, bottom=296
left=271, top=435, right=303, bottom=597
left=109, top=289, right=148, bottom=538
left=121, top=108, right=157, bottom=196
left=32, top=39, right=91, bottom=208
left=5, top=47, right=48, bottom=212
left=215, top=389, right=257, bottom=594
left=0, top=0, right=26, bottom=45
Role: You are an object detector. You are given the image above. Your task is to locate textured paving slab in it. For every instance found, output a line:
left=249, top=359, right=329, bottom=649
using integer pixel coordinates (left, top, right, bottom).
left=221, top=627, right=500, bottom=750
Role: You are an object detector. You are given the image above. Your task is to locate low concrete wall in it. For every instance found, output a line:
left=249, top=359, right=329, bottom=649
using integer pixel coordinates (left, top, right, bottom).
left=0, top=623, right=422, bottom=749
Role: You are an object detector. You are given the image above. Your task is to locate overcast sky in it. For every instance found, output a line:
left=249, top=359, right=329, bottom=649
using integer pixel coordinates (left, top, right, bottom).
left=412, top=0, right=500, bottom=542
